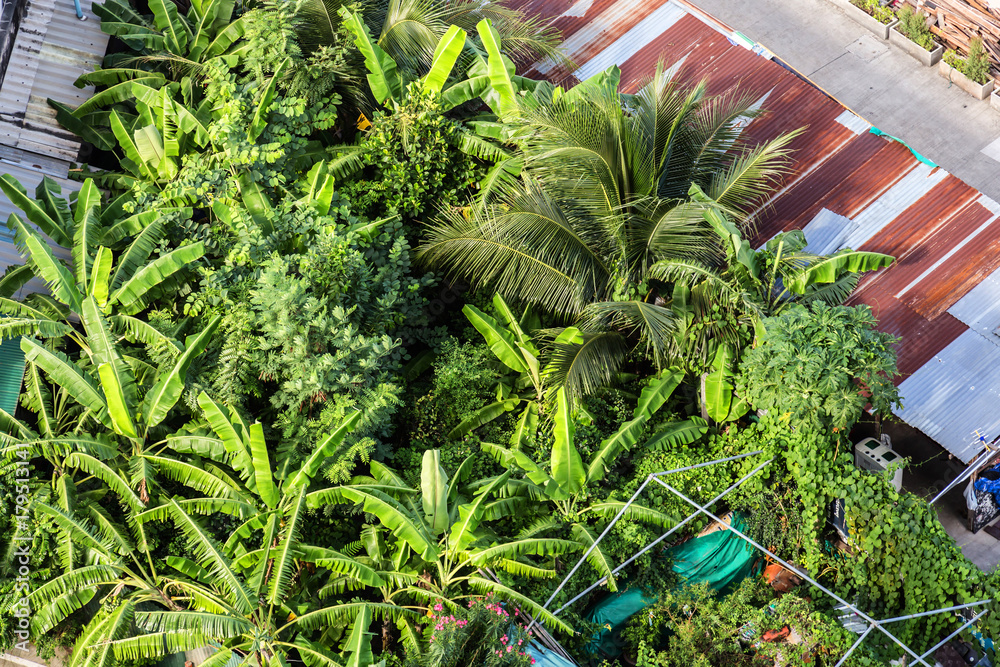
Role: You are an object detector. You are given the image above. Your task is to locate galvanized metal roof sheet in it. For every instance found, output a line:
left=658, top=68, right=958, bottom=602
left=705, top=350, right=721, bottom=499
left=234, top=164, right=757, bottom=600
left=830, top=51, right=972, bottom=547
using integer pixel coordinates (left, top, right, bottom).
left=0, top=0, right=109, bottom=161
left=949, top=263, right=1000, bottom=342
left=895, top=330, right=1000, bottom=463
left=523, top=0, right=1000, bottom=459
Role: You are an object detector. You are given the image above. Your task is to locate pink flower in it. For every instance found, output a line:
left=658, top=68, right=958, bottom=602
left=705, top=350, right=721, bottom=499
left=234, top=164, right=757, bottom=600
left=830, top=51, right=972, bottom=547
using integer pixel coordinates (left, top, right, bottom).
left=433, top=603, right=443, bottom=612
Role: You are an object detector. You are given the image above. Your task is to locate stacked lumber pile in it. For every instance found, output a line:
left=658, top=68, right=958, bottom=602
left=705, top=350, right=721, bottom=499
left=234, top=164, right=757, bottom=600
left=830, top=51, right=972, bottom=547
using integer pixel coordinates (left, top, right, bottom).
left=901, top=0, right=1000, bottom=81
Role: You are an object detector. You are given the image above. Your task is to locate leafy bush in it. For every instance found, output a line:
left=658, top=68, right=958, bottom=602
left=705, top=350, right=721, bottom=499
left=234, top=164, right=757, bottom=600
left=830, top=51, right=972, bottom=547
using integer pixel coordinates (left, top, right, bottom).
left=341, top=84, right=482, bottom=222
left=736, top=303, right=901, bottom=433
left=626, top=579, right=880, bottom=666
left=248, top=215, right=430, bottom=453
left=965, top=38, right=992, bottom=84
left=418, top=597, right=534, bottom=667
left=944, top=39, right=991, bottom=84
left=896, top=5, right=936, bottom=51
left=850, top=0, right=895, bottom=24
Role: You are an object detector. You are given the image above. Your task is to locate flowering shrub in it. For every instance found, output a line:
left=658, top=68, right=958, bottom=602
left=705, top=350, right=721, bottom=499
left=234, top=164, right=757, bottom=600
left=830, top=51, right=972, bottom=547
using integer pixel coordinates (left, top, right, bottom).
left=420, top=596, right=535, bottom=667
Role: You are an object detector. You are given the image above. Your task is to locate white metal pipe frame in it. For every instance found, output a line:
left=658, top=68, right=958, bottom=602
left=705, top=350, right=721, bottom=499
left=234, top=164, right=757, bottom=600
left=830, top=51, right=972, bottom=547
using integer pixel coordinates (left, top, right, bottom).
left=524, top=450, right=994, bottom=664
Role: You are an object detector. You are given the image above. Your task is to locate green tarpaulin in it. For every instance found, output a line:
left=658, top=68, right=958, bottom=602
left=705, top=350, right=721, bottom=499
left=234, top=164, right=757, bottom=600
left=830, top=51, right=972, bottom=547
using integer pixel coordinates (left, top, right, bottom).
left=585, top=515, right=759, bottom=657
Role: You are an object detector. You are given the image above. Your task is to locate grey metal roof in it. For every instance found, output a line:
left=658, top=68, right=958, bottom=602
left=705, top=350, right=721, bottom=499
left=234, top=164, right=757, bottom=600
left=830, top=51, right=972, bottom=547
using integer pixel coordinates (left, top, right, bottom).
left=0, top=0, right=102, bottom=295
left=950, top=267, right=1000, bottom=342
left=0, top=0, right=109, bottom=162
left=895, top=329, right=1000, bottom=463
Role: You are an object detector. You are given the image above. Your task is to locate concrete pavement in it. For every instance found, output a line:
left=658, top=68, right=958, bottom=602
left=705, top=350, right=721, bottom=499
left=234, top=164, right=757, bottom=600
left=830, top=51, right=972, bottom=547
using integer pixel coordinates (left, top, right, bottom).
left=691, top=0, right=1000, bottom=203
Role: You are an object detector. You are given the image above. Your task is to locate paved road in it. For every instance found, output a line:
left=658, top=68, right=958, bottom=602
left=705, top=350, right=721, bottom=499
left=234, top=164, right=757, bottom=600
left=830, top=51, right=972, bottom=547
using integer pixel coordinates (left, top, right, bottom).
left=692, top=0, right=1000, bottom=202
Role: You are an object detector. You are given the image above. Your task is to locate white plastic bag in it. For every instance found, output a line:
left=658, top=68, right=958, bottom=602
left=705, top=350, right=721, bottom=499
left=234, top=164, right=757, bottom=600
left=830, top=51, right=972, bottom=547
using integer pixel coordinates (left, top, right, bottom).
left=966, top=480, right=979, bottom=512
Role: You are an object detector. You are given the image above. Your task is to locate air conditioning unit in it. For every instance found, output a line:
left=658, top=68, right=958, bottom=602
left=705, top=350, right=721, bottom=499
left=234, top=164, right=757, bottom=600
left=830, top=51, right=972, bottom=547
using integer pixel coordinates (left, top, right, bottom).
left=854, top=436, right=903, bottom=492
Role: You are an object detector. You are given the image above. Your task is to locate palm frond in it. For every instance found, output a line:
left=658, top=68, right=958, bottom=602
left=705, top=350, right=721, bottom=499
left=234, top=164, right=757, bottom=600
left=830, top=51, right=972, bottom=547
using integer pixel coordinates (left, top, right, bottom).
left=579, top=300, right=677, bottom=368
left=135, top=611, right=252, bottom=639
left=539, top=328, right=627, bottom=399
left=419, top=183, right=606, bottom=315
left=708, top=130, right=801, bottom=222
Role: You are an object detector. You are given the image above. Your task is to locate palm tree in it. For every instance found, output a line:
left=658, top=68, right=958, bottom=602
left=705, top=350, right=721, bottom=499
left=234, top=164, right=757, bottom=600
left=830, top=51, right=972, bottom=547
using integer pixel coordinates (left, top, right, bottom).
left=417, top=63, right=809, bottom=396
left=294, top=0, right=562, bottom=82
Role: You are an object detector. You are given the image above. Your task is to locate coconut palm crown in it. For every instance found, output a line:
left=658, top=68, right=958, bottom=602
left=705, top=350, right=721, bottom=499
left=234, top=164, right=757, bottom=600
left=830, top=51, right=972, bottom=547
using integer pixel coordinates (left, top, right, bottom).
left=418, top=63, right=801, bottom=395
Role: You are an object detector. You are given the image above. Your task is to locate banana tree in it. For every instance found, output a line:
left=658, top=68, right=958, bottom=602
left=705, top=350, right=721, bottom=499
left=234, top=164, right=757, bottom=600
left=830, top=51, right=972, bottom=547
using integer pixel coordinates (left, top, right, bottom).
left=308, top=449, right=578, bottom=633
left=29, top=494, right=385, bottom=667
left=0, top=174, right=202, bottom=332
left=447, top=294, right=543, bottom=448
left=105, top=80, right=214, bottom=185
left=482, top=377, right=704, bottom=590
left=58, top=0, right=246, bottom=117
left=331, top=12, right=513, bottom=179
left=20, top=303, right=218, bottom=502
left=24, top=476, right=175, bottom=667
left=650, top=182, right=894, bottom=414
left=340, top=10, right=525, bottom=115
left=40, top=397, right=383, bottom=667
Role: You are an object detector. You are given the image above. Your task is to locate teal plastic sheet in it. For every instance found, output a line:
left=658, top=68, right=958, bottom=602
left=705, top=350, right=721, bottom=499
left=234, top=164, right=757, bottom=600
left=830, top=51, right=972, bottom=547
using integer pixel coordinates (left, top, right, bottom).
left=585, top=515, right=759, bottom=657
left=526, top=640, right=578, bottom=667
left=869, top=127, right=938, bottom=167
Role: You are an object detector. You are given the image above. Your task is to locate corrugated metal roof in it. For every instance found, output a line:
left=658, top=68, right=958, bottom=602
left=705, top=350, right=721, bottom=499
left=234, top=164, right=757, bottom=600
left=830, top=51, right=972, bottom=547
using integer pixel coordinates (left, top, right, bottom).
left=895, top=330, right=1000, bottom=463
left=523, top=0, right=1000, bottom=460
left=0, top=0, right=100, bottom=299
left=802, top=208, right=854, bottom=255
left=950, top=266, right=1000, bottom=342
left=572, top=2, right=686, bottom=80
left=0, top=0, right=109, bottom=161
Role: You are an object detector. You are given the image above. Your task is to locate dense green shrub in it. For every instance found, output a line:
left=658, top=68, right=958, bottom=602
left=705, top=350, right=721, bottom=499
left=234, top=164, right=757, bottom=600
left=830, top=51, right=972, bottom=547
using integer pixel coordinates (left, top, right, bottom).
left=341, top=85, right=482, bottom=222
left=896, top=6, right=936, bottom=50
left=850, top=0, right=895, bottom=23
left=624, top=580, right=880, bottom=666
left=737, top=303, right=901, bottom=433
left=946, top=38, right=992, bottom=84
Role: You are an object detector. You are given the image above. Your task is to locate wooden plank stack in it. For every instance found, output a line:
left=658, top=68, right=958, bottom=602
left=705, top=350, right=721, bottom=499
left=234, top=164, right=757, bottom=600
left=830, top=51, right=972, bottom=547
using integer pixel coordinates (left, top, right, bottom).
left=901, top=0, right=1000, bottom=82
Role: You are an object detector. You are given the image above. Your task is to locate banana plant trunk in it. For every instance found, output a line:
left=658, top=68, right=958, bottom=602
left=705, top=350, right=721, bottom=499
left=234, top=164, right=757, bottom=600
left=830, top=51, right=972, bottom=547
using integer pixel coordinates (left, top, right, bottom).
left=699, top=372, right=709, bottom=421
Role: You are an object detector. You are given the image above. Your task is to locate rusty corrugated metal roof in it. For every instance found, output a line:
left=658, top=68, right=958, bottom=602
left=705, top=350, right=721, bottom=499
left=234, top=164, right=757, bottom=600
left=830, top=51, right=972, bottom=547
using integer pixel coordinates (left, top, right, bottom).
left=522, top=0, right=1000, bottom=461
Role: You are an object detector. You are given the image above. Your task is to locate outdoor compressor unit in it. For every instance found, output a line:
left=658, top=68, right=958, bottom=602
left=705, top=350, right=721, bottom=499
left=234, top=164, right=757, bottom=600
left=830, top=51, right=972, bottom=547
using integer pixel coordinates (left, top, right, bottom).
left=854, top=435, right=903, bottom=492
left=829, top=435, right=904, bottom=542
